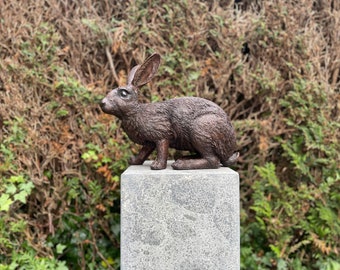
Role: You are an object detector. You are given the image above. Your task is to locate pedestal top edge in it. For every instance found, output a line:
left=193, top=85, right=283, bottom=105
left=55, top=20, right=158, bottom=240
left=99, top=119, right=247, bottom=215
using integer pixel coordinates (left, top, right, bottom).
left=122, top=160, right=239, bottom=176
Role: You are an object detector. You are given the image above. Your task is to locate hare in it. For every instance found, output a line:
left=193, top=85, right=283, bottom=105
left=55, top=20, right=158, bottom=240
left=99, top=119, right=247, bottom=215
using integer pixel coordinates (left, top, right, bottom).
left=100, top=53, right=239, bottom=170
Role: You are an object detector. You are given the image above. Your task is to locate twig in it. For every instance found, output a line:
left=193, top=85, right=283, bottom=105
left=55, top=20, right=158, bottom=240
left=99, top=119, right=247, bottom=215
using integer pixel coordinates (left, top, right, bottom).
left=331, top=68, right=339, bottom=88
left=105, top=46, right=119, bottom=84
left=89, top=220, right=115, bottom=270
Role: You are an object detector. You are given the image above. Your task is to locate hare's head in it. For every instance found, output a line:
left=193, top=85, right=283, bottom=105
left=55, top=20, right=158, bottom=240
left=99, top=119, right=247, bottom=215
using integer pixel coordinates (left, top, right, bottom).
left=100, top=53, right=161, bottom=118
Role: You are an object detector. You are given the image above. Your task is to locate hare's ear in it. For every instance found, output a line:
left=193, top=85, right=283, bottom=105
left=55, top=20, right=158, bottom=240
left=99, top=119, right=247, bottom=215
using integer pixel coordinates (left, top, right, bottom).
left=127, top=65, right=141, bottom=86
left=131, top=53, right=160, bottom=87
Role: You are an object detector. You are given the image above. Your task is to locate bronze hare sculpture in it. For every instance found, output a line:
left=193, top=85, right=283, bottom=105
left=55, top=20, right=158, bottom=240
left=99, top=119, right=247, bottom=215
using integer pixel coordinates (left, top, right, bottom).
left=100, top=53, right=239, bottom=170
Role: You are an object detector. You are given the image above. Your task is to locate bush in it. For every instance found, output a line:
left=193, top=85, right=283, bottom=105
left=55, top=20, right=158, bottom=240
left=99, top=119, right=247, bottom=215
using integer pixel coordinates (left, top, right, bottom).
left=0, top=0, right=339, bottom=269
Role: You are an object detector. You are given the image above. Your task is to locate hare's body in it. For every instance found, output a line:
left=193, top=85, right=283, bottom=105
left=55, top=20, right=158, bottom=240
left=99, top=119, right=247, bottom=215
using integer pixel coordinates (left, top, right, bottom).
left=100, top=53, right=238, bottom=170
left=121, top=97, right=235, bottom=154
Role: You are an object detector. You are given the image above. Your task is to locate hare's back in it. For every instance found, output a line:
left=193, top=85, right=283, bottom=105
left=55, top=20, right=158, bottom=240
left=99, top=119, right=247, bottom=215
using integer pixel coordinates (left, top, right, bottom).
left=166, top=97, right=226, bottom=119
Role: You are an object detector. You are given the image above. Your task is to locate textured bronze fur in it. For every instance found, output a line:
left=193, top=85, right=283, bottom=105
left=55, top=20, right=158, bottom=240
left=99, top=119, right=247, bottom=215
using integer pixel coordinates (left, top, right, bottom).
left=100, top=53, right=238, bottom=170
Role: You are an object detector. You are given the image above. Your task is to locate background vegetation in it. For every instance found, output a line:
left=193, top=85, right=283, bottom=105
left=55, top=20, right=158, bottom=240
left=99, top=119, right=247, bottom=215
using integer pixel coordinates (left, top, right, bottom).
left=0, top=0, right=339, bottom=269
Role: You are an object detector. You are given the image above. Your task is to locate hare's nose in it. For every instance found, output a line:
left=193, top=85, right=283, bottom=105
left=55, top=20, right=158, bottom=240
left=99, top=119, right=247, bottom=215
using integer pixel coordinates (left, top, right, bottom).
left=100, top=98, right=106, bottom=108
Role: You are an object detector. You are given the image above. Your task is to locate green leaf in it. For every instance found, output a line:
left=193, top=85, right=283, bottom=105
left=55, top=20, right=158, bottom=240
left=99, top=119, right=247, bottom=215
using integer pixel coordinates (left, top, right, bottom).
left=14, top=191, right=29, bottom=204
left=81, top=150, right=98, bottom=162
left=6, top=184, right=17, bottom=195
left=10, top=220, right=26, bottom=233
left=19, top=181, right=35, bottom=194
left=56, top=243, right=67, bottom=254
left=56, top=263, right=69, bottom=270
left=0, top=194, right=13, bottom=211
left=277, top=258, right=288, bottom=270
left=56, top=109, right=69, bottom=117
left=8, top=175, right=25, bottom=183
left=188, top=71, right=200, bottom=81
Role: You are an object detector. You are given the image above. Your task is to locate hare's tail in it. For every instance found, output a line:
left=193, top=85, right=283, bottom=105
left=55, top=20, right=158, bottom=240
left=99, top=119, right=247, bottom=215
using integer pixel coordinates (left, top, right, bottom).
left=222, top=152, right=239, bottom=167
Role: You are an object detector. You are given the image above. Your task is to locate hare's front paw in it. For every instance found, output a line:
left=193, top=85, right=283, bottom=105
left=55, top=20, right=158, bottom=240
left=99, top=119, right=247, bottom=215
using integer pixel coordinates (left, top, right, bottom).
left=128, top=156, right=144, bottom=165
left=151, top=160, right=167, bottom=170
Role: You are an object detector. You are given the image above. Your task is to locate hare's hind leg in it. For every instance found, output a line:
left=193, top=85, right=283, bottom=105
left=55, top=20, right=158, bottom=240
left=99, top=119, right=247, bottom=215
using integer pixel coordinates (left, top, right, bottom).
left=171, top=142, right=220, bottom=170
left=171, top=115, right=223, bottom=170
left=171, top=154, right=220, bottom=170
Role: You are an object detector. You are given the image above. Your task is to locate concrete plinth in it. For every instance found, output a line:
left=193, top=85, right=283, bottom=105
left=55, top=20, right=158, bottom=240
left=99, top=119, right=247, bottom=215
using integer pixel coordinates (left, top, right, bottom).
left=121, top=161, right=240, bottom=270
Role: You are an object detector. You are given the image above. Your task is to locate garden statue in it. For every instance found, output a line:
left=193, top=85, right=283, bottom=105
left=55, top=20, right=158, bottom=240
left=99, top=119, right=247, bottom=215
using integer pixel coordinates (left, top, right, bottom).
left=100, top=53, right=239, bottom=170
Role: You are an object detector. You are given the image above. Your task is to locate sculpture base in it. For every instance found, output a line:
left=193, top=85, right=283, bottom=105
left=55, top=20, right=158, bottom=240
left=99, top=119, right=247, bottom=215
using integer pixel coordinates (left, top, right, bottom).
left=121, top=161, right=240, bottom=270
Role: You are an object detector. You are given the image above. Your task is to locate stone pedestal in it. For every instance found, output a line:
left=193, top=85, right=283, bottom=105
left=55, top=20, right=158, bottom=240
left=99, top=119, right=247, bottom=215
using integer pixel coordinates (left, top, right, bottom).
left=121, top=161, right=240, bottom=270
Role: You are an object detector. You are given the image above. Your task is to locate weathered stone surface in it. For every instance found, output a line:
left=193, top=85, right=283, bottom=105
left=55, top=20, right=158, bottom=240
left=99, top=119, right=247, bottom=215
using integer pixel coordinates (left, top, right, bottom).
left=121, top=161, right=240, bottom=270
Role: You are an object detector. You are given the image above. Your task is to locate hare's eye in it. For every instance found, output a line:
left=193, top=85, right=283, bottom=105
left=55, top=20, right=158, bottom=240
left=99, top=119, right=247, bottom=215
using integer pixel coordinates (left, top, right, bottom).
left=118, top=89, right=129, bottom=98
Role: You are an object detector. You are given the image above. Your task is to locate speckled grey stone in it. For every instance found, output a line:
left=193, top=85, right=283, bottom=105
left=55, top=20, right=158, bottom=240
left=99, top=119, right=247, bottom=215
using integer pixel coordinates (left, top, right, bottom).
left=121, top=161, right=240, bottom=270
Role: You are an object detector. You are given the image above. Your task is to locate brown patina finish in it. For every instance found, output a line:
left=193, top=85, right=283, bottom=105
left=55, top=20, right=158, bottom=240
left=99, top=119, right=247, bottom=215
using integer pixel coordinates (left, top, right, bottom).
left=100, top=53, right=239, bottom=170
